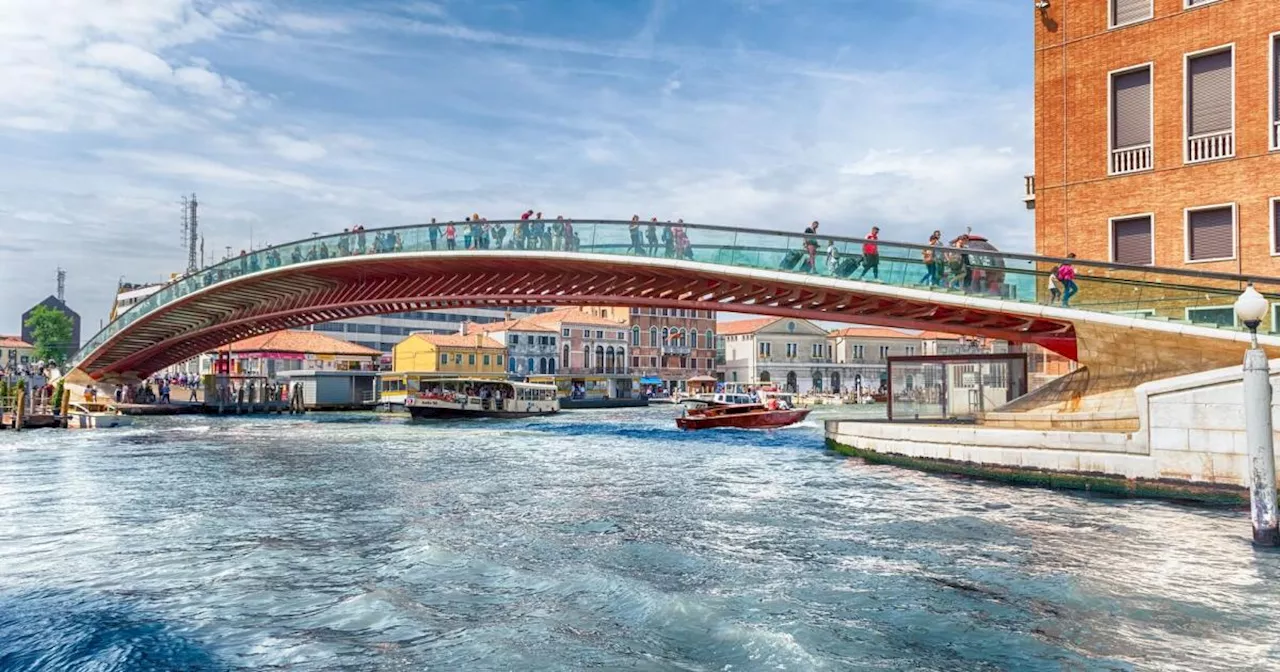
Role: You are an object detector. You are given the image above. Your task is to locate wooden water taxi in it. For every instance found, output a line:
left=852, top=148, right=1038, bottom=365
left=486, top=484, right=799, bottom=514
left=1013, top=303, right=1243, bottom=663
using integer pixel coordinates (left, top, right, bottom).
left=404, top=378, right=559, bottom=419
left=675, top=402, right=811, bottom=431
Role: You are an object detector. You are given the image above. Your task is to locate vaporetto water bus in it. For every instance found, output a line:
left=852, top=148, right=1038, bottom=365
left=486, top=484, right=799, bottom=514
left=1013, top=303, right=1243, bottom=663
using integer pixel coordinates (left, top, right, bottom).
left=403, top=377, right=559, bottom=419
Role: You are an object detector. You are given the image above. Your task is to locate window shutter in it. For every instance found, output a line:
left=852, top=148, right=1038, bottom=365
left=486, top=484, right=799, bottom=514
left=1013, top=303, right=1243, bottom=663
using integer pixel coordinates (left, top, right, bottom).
left=1112, top=0, right=1151, bottom=26
left=1187, top=207, right=1234, bottom=261
left=1274, top=200, right=1280, bottom=254
left=1112, top=216, right=1153, bottom=265
left=1112, top=68, right=1151, bottom=148
left=1189, top=50, right=1233, bottom=136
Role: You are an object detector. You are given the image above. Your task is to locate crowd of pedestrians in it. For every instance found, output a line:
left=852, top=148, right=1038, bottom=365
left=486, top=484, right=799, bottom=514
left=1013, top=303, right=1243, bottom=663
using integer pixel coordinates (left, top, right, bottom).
left=193, top=212, right=1082, bottom=307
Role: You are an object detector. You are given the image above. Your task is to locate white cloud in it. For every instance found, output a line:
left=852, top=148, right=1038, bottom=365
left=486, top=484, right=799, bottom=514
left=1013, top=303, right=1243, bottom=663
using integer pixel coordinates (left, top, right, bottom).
left=261, top=131, right=328, bottom=162
left=275, top=12, right=349, bottom=34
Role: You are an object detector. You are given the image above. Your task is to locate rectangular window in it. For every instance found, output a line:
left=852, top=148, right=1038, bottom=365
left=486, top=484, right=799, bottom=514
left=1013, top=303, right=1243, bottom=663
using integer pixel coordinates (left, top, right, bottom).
left=562, top=328, right=570, bottom=337
left=454, top=354, right=462, bottom=364
left=1110, top=214, right=1154, bottom=265
left=650, top=356, right=657, bottom=367
left=879, top=346, right=890, bottom=360
left=509, top=335, right=518, bottom=345
left=1185, top=205, right=1235, bottom=262
left=759, top=342, right=771, bottom=357
left=440, top=353, right=448, bottom=364
left=906, top=346, right=916, bottom=356
left=1110, top=65, right=1152, bottom=174
left=1110, top=0, right=1151, bottom=28
left=468, top=354, right=476, bottom=365
left=785, top=343, right=798, bottom=358
left=596, top=330, right=604, bottom=339
left=497, top=355, right=504, bottom=366
left=483, top=355, right=490, bottom=366
left=550, top=337, right=556, bottom=346
left=1273, top=35, right=1280, bottom=150
left=1186, top=305, right=1236, bottom=327
left=526, top=335, right=534, bottom=345
left=632, top=356, right=640, bottom=367
left=1186, top=47, right=1234, bottom=163
left=853, top=345, right=864, bottom=359
left=1273, top=197, right=1280, bottom=254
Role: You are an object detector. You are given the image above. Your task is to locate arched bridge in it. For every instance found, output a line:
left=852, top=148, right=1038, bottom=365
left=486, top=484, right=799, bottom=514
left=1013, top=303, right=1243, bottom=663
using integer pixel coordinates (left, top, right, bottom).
left=73, top=219, right=1280, bottom=427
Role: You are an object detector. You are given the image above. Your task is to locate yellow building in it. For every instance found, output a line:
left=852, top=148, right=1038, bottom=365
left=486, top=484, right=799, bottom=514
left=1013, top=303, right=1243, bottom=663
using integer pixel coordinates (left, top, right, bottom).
left=391, top=333, right=507, bottom=374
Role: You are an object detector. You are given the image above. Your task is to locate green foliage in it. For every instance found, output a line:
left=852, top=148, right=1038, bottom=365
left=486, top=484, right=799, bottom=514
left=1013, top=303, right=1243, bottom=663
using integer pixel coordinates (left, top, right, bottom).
left=23, top=305, right=73, bottom=365
left=52, top=379, right=64, bottom=411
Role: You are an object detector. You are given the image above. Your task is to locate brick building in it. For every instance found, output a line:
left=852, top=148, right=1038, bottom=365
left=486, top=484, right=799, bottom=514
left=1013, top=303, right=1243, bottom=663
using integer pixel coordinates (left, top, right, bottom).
left=591, top=307, right=718, bottom=392
left=1031, top=0, right=1280, bottom=284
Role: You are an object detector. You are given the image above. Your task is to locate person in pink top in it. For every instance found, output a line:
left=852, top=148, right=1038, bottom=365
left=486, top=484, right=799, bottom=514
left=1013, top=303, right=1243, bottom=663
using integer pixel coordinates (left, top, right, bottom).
left=1057, top=253, right=1078, bottom=306
left=445, top=222, right=457, bottom=250
left=858, top=226, right=880, bottom=279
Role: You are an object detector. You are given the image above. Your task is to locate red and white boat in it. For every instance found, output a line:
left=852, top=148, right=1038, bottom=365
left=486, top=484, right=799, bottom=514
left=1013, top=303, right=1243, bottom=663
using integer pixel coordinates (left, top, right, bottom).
left=675, top=402, right=811, bottom=431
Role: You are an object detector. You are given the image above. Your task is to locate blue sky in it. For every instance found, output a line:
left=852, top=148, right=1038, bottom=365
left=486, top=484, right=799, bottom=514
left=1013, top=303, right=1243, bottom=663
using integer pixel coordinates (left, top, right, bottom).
left=0, top=0, right=1032, bottom=334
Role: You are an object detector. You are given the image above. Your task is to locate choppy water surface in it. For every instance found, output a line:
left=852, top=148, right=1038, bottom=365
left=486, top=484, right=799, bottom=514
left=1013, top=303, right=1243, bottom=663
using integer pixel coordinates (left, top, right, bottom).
left=2, top=407, right=1279, bottom=671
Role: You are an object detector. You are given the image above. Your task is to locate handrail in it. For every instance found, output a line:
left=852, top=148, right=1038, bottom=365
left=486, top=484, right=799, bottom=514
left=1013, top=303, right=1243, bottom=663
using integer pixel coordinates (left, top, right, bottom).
left=75, top=217, right=1280, bottom=365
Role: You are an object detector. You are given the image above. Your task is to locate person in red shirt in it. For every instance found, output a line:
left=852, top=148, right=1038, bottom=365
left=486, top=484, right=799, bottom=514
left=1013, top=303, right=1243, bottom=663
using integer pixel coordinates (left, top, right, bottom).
left=1058, top=253, right=1078, bottom=306
left=445, top=222, right=457, bottom=250
left=858, top=226, right=880, bottom=279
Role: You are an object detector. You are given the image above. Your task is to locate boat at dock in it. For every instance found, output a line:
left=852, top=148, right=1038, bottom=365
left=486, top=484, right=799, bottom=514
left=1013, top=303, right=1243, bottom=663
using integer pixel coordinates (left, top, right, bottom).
left=65, top=401, right=134, bottom=429
left=404, top=378, right=559, bottom=419
left=676, top=402, right=811, bottom=431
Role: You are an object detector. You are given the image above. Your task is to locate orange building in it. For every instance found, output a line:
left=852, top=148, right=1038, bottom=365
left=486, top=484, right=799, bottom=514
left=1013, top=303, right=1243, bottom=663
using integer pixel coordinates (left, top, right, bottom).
left=1031, top=0, right=1280, bottom=274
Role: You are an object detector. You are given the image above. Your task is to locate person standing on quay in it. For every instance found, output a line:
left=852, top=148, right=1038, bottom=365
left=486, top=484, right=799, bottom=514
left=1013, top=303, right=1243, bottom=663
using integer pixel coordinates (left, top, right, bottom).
left=858, top=226, right=880, bottom=280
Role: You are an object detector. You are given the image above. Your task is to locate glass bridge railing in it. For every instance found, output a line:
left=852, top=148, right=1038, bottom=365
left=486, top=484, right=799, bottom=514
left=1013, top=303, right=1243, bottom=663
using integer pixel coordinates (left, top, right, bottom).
left=74, top=220, right=1280, bottom=366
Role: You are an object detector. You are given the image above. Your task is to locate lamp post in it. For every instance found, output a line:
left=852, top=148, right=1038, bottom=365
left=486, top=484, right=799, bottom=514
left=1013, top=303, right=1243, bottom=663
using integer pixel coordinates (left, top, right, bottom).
left=1234, top=284, right=1278, bottom=546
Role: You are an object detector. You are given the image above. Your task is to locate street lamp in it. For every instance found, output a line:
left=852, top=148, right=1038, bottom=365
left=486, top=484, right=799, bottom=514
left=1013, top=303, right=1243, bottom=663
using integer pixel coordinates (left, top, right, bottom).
left=1234, top=284, right=1278, bottom=546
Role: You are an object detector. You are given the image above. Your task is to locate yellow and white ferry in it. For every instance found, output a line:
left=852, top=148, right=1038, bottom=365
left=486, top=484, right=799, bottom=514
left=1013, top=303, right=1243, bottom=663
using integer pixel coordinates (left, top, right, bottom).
left=404, top=377, right=559, bottom=419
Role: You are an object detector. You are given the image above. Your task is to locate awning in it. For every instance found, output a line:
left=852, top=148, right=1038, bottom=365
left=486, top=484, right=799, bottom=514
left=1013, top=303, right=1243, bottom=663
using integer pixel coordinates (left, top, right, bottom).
left=686, top=375, right=717, bottom=382
left=640, top=377, right=663, bottom=385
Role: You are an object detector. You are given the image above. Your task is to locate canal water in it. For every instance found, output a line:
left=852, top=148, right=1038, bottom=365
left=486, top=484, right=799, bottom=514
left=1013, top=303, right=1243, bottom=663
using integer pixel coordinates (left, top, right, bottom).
left=1, top=407, right=1278, bottom=671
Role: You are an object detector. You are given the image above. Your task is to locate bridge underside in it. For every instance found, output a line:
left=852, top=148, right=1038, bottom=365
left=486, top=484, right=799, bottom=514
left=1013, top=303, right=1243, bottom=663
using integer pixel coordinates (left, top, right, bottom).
left=80, top=253, right=1078, bottom=380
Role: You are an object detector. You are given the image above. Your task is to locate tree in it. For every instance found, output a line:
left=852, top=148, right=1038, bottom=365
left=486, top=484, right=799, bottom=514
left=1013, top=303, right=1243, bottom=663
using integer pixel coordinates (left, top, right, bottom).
left=24, top=305, right=73, bottom=365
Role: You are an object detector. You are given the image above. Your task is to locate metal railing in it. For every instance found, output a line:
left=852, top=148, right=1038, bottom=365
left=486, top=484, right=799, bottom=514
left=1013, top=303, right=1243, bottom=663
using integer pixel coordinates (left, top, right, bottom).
left=1187, top=130, right=1234, bottom=163
left=74, top=218, right=1280, bottom=367
left=1110, top=144, right=1152, bottom=174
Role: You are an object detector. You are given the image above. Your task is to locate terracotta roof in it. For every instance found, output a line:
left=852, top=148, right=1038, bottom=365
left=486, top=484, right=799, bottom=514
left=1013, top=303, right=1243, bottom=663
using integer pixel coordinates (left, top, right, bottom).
left=716, top=316, right=782, bottom=336
left=218, top=330, right=381, bottom=356
left=0, top=335, right=32, bottom=348
left=915, top=330, right=964, bottom=341
left=408, top=333, right=506, bottom=350
left=525, top=308, right=627, bottom=329
left=827, top=326, right=921, bottom=340
left=465, top=318, right=555, bottom=334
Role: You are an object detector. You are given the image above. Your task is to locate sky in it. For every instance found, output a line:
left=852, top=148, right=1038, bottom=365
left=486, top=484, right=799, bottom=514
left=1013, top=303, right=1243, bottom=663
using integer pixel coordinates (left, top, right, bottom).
left=0, top=0, right=1033, bottom=335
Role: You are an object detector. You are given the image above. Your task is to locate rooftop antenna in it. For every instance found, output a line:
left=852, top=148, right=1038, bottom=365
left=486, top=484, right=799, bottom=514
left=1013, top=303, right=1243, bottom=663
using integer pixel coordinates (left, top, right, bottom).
left=187, top=194, right=199, bottom=273
left=56, top=267, right=66, bottom=303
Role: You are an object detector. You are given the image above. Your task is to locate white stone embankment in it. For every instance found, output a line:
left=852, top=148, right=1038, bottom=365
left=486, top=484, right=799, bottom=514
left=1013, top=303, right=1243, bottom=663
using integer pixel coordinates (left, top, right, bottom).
left=824, top=359, right=1280, bottom=502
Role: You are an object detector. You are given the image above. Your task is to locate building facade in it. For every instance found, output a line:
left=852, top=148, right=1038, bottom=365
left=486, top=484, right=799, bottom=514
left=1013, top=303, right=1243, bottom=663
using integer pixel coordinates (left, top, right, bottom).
left=391, top=333, right=507, bottom=375
left=525, top=308, right=633, bottom=398
left=0, top=335, right=34, bottom=371
left=215, top=330, right=381, bottom=377
left=591, top=307, right=718, bottom=392
left=465, top=318, right=560, bottom=377
left=1032, top=0, right=1280, bottom=289
left=720, top=317, right=841, bottom=394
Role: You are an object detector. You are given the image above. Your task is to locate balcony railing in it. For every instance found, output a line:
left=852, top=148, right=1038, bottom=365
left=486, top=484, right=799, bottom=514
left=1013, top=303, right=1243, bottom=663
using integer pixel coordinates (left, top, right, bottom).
left=1023, top=174, right=1035, bottom=210
left=1110, top=144, right=1152, bottom=175
left=1187, top=130, right=1233, bottom=163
